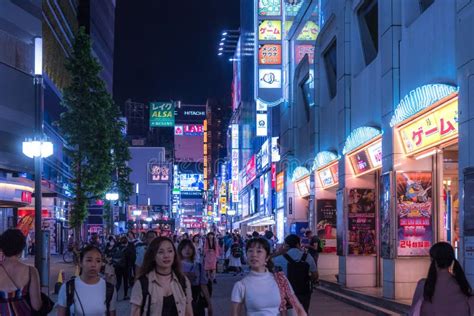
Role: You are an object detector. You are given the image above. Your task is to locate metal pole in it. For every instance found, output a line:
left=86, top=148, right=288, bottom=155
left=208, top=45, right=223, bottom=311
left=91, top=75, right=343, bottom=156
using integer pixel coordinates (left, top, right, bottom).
left=34, top=74, right=47, bottom=288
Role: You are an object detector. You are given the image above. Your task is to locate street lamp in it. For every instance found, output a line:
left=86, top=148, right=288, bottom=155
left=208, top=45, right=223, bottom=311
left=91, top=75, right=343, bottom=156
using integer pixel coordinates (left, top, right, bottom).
left=22, top=36, right=53, bottom=290
left=105, top=192, right=119, bottom=234
left=105, top=192, right=119, bottom=201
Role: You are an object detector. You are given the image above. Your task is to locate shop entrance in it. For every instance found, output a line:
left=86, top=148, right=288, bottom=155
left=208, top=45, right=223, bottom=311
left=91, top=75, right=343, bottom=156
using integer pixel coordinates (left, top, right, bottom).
left=439, top=144, right=459, bottom=255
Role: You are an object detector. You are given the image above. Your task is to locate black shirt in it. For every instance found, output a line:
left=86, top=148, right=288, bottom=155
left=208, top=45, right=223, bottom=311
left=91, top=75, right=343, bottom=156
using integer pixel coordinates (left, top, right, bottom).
left=162, top=294, right=179, bottom=316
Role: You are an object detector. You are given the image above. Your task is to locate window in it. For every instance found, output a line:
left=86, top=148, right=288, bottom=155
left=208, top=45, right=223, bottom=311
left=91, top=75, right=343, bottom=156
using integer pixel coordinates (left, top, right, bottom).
left=323, top=39, right=337, bottom=99
left=419, top=0, right=434, bottom=13
left=357, top=0, right=378, bottom=65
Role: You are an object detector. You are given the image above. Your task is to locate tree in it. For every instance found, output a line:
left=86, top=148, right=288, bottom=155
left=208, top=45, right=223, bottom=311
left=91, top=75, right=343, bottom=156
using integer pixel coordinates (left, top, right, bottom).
left=58, top=27, right=131, bottom=241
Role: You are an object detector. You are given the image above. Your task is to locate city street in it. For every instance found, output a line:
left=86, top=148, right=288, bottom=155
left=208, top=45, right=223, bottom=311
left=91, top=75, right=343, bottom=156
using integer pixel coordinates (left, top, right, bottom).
left=30, top=256, right=373, bottom=315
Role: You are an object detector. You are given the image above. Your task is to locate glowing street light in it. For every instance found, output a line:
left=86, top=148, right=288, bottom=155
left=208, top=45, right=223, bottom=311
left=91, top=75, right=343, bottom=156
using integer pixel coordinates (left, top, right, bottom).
left=105, top=192, right=119, bottom=201
left=22, top=138, right=53, bottom=158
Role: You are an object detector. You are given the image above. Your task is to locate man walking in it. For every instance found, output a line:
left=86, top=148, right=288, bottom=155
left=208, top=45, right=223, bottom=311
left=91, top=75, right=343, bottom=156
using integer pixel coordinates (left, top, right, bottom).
left=273, top=234, right=318, bottom=313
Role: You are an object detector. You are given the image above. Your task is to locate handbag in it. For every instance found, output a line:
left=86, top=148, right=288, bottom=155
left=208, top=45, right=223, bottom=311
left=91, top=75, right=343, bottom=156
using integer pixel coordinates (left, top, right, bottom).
left=28, top=292, right=55, bottom=316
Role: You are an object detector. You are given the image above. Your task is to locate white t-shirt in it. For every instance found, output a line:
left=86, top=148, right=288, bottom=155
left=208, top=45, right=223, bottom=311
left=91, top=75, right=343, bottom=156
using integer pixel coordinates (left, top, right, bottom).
left=231, top=271, right=281, bottom=316
left=57, top=277, right=117, bottom=316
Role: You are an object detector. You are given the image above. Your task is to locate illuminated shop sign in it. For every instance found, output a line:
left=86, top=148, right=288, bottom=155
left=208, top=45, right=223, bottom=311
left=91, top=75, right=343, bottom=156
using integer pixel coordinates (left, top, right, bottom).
left=258, top=0, right=281, bottom=16
left=347, top=138, right=382, bottom=177
left=150, top=102, right=174, bottom=127
left=296, top=21, right=319, bottom=41
left=296, top=176, right=310, bottom=198
left=317, top=162, right=339, bottom=189
left=397, top=96, right=458, bottom=156
left=276, top=171, right=284, bottom=192
left=272, top=137, right=280, bottom=162
left=259, top=44, right=282, bottom=65
left=295, top=45, right=314, bottom=65
left=245, top=156, right=257, bottom=186
left=147, top=163, right=171, bottom=183
left=174, top=124, right=203, bottom=136
left=256, top=113, right=268, bottom=136
left=259, top=69, right=282, bottom=89
left=231, top=150, right=239, bottom=202
left=258, top=20, right=282, bottom=40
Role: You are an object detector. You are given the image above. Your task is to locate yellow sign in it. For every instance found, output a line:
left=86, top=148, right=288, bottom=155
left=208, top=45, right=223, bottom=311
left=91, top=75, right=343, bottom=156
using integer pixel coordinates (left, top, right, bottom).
left=398, top=97, right=458, bottom=156
left=259, top=20, right=282, bottom=40
left=297, top=21, right=319, bottom=41
left=220, top=196, right=227, bottom=204
left=284, top=21, right=293, bottom=36
left=276, top=171, right=284, bottom=192
left=221, top=205, right=227, bottom=214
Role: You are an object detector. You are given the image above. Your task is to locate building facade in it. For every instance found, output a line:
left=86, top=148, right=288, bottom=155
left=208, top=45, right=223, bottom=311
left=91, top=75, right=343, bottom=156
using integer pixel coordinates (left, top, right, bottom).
left=228, top=0, right=474, bottom=300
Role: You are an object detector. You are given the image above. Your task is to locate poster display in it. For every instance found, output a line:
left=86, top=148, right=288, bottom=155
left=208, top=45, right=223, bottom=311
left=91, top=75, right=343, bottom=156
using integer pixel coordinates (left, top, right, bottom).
left=258, top=20, right=282, bottom=40
left=258, top=0, right=281, bottom=16
left=259, top=44, right=282, bottom=65
left=348, top=150, right=371, bottom=175
left=179, top=174, right=204, bottom=191
left=396, top=172, right=433, bottom=256
left=316, top=199, right=337, bottom=253
left=347, top=189, right=377, bottom=255
left=380, top=172, right=393, bottom=258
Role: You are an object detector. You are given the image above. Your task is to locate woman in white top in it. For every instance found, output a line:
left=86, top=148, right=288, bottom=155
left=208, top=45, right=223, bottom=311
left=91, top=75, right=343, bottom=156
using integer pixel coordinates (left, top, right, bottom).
left=231, top=237, right=307, bottom=316
left=57, top=245, right=117, bottom=316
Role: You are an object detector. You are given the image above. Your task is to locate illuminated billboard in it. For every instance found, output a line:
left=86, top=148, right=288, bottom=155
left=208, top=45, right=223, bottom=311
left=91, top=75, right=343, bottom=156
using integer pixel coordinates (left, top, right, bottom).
left=258, top=44, right=282, bottom=65
left=179, top=174, right=204, bottom=192
left=295, top=45, right=315, bottom=65
left=296, top=21, right=319, bottom=41
left=258, top=20, right=282, bottom=40
left=147, top=163, right=171, bottom=183
left=258, top=0, right=281, bottom=16
left=259, top=69, right=282, bottom=89
left=150, top=102, right=174, bottom=127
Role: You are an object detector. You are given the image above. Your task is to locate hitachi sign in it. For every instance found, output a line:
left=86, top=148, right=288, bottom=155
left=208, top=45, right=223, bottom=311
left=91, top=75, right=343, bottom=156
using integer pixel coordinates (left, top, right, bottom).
left=184, top=110, right=206, bottom=116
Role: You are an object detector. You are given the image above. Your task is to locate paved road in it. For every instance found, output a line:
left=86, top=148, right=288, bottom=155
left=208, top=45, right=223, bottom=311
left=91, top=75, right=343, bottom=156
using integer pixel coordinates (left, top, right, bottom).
left=24, top=256, right=373, bottom=315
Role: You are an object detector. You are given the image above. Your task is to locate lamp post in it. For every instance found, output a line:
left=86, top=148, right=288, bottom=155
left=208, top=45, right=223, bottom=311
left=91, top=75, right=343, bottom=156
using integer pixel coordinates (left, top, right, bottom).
left=22, top=37, right=53, bottom=290
left=105, top=192, right=119, bottom=235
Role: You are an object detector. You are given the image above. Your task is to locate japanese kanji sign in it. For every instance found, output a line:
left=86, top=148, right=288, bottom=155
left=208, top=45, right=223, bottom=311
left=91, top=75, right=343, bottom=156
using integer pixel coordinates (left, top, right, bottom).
left=258, top=44, right=282, bottom=65
left=398, top=97, right=458, bottom=155
left=296, top=21, right=319, bottom=41
left=150, top=102, right=175, bottom=127
left=258, top=20, right=282, bottom=40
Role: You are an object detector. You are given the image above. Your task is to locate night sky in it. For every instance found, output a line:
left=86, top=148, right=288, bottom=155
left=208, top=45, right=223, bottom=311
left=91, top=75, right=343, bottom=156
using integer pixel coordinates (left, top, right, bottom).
left=113, top=0, right=240, bottom=108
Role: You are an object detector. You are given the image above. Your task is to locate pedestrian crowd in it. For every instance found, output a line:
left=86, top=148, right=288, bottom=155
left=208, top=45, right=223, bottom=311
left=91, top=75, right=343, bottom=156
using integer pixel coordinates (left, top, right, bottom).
left=1, top=227, right=473, bottom=315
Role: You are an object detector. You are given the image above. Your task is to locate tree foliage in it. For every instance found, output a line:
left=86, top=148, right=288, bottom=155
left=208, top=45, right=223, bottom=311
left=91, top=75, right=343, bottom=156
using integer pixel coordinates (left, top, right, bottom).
left=58, top=27, right=132, bottom=237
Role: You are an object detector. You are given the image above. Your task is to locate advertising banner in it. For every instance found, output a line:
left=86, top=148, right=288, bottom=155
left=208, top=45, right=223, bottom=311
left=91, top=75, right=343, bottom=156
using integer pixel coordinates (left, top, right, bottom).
left=296, top=21, right=319, bottom=41
left=347, top=189, right=377, bottom=255
left=347, top=138, right=382, bottom=176
left=295, top=45, right=315, bottom=65
left=396, top=172, right=432, bottom=256
left=398, top=97, right=458, bottom=156
left=259, top=69, right=282, bottom=89
left=256, top=113, right=268, bottom=136
left=259, top=44, right=282, bottom=65
left=316, top=199, right=337, bottom=253
left=148, top=163, right=171, bottom=183
left=317, top=162, right=338, bottom=189
left=150, top=102, right=174, bottom=127
left=179, top=174, right=204, bottom=192
left=258, top=20, right=282, bottom=40
left=246, top=155, right=257, bottom=184
left=258, top=0, right=281, bottom=16
left=276, top=171, right=284, bottom=192
left=271, top=137, right=280, bottom=162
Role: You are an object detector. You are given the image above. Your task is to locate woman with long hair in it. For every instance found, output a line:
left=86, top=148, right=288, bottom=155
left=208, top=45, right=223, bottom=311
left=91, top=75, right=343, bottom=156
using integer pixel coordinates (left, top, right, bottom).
left=231, top=237, right=307, bottom=316
left=57, top=245, right=117, bottom=315
left=130, top=236, right=193, bottom=316
left=410, top=242, right=474, bottom=315
left=203, top=232, right=219, bottom=284
left=192, top=235, right=203, bottom=263
left=178, top=239, right=213, bottom=316
left=0, top=229, right=42, bottom=315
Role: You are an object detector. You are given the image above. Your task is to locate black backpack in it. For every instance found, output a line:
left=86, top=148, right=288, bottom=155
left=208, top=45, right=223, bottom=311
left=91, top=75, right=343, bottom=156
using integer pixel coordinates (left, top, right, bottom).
left=283, top=253, right=311, bottom=295
left=231, top=244, right=242, bottom=258
left=65, top=278, right=114, bottom=316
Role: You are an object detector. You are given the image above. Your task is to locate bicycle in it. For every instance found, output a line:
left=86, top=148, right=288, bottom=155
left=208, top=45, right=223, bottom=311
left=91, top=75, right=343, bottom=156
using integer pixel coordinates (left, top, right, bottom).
left=63, top=247, right=79, bottom=264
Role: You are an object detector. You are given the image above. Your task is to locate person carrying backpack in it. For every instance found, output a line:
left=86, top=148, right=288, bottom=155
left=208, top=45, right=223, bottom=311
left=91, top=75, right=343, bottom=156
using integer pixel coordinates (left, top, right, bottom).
left=273, top=234, right=318, bottom=313
left=130, top=236, right=193, bottom=316
left=57, top=245, right=117, bottom=316
left=229, top=237, right=243, bottom=276
left=111, top=236, right=134, bottom=300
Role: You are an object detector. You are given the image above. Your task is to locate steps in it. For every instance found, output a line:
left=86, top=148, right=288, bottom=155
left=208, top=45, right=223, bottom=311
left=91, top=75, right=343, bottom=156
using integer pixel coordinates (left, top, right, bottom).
left=316, top=280, right=411, bottom=316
